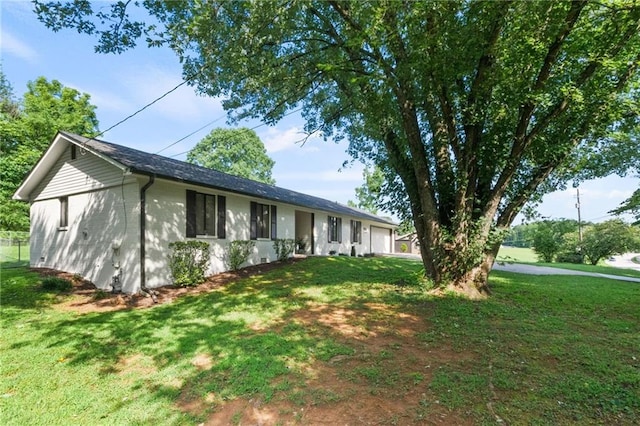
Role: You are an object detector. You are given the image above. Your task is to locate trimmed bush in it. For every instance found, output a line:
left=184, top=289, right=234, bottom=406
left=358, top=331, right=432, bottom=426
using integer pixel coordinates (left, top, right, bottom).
left=41, top=276, right=72, bottom=292
left=273, top=238, right=295, bottom=261
left=226, top=240, right=255, bottom=271
left=168, top=241, right=210, bottom=287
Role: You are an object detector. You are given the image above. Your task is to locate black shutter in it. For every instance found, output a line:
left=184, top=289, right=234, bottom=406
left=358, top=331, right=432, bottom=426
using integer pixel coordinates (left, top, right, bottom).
left=186, top=190, right=196, bottom=237
left=328, top=216, right=332, bottom=243
left=250, top=201, right=257, bottom=240
left=271, top=205, right=277, bottom=240
left=350, top=220, right=354, bottom=243
left=217, top=195, right=226, bottom=239
left=338, top=218, right=342, bottom=243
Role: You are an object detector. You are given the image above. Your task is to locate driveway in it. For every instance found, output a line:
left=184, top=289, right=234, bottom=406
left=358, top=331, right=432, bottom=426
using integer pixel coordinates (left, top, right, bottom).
left=388, top=253, right=640, bottom=283
left=493, top=261, right=640, bottom=283
left=605, top=253, right=640, bottom=271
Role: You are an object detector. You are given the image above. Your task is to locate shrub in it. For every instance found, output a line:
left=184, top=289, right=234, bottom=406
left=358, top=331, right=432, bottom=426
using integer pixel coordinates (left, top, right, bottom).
left=41, top=276, right=72, bottom=292
left=295, top=237, right=307, bottom=253
left=273, top=238, right=295, bottom=261
left=226, top=240, right=255, bottom=270
left=168, top=241, right=210, bottom=287
left=92, top=289, right=110, bottom=300
left=556, top=252, right=585, bottom=264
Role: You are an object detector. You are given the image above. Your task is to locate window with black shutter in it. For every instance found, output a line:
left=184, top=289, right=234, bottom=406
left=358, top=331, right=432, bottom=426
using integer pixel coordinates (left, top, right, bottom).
left=328, top=216, right=342, bottom=243
left=185, top=190, right=226, bottom=238
left=351, top=220, right=362, bottom=244
left=250, top=201, right=277, bottom=240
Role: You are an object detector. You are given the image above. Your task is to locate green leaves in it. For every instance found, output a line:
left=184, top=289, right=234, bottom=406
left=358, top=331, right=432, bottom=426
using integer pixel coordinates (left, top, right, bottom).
left=186, top=128, right=275, bottom=185
left=0, top=73, right=99, bottom=231
left=168, top=240, right=211, bottom=286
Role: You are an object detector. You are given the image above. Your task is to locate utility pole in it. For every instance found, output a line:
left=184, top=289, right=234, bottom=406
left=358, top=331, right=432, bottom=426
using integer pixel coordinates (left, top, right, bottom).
left=575, top=187, right=583, bottom=243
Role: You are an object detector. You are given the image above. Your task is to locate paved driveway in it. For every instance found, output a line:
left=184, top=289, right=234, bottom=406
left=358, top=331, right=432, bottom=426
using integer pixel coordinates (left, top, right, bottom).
left=493, top=262, right=640, bottom=283
left=388, top=253, right=640, bottom=283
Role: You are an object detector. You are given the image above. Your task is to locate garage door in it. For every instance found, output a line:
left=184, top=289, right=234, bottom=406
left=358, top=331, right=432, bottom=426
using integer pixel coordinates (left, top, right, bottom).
left=371, top=226, right=392, bottom=254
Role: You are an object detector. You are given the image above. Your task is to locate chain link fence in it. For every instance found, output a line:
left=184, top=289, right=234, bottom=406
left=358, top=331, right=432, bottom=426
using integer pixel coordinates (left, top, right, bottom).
left=0, top=231, right=30, bottom=268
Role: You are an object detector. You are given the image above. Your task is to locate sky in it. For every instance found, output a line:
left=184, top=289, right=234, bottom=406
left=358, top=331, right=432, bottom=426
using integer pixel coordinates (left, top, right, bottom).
left=1, top=1, right=638, bottom=225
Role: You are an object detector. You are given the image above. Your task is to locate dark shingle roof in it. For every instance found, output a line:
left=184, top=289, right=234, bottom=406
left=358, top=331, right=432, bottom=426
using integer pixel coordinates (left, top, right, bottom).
left=61, top=132, right=395, bottom=226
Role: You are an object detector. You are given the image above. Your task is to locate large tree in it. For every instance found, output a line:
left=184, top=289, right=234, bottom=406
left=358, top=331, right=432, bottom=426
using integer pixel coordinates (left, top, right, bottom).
left=0, top=75, right=99, bottom=230
left=35, top=1, right=640, bottom=297
left=348, top=166, right=384, bottom=214
left=187, top=127, right=275, bottom=184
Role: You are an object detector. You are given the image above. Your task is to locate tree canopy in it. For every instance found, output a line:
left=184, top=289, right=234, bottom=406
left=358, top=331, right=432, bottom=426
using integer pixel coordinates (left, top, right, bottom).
left=581, top=219, right=639, bottom=265
left=186, top=127, right=275, bottom=184
left=34, top=0, right=640, bottom=297
left=0, top=73, right=99, bottom=230
left=610, top=187, right=640, bottom=224
left=348, top=166, right=384, bottom=214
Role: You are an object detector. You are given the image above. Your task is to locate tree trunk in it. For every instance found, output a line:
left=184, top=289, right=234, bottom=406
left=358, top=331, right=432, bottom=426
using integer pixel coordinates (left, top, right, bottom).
left=416, top=217, right=502, bottom=300
left=443, top=251, right=496, bottom=300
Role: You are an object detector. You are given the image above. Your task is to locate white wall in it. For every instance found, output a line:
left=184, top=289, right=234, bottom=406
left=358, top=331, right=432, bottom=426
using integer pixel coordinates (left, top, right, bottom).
left=312, top=216, right=392, bottom=256
left=30, top=183, right=140, bottom=292
left=143, top=180, right=299, bottom=289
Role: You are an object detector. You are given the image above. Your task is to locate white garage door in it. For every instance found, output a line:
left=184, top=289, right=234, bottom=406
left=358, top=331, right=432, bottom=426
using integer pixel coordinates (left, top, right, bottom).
left=371, top=226, right=392, bottom=254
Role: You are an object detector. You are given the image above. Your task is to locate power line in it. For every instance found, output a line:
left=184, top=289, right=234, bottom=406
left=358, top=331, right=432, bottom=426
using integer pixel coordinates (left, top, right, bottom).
left=167, top=106, right=306, bottom=159
left=155, top=114, right=226, bottom=154
left=93, top=79, right=191, bottom=140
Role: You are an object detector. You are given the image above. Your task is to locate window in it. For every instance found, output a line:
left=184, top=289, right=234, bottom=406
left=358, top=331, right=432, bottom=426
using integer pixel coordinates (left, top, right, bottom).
left=351, top=220, right=362, bottom=244
left=196, top=192, right=216, bottom=235
left=250, top=201, right=277, bottom=240
left=186, top=190, right=226, bottom=238
left=328, top=216, right=342, bottom=243
left=59, top=197, right=68, bottom=228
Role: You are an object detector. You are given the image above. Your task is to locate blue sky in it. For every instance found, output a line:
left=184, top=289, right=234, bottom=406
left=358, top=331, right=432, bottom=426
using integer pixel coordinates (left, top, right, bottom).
left=1, top=1, right=637, bottom=224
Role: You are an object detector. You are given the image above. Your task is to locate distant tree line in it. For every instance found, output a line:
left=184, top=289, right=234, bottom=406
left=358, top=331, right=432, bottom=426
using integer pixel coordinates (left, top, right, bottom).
left=504, top=219, right=640, bottom=265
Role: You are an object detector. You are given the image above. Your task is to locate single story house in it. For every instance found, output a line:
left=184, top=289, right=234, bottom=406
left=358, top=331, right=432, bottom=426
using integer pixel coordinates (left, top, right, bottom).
left=13, top=131, right=396, bottom=294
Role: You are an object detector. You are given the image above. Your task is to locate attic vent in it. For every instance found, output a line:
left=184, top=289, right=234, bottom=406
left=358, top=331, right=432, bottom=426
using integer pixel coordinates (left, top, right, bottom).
left=71, top=145, right=77, bottom=160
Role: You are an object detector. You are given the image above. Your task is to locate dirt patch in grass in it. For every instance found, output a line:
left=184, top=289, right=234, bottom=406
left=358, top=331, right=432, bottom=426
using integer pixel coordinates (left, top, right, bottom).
left=33, top=258, right=305, bottom=314
left=195, top=303, right=478, bottom=425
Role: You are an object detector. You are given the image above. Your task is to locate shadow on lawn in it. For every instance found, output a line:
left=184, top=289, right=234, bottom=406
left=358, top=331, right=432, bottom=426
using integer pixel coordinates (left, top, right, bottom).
left=31, top=256, right=425, bottom=417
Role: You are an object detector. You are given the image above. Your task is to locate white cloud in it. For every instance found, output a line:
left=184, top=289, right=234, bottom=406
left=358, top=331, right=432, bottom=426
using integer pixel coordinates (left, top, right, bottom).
left=0, top=30, right=38, bottom=63
left=261, top=126, right=322, bottom=153
left=62, top=81, right=134, bottom=113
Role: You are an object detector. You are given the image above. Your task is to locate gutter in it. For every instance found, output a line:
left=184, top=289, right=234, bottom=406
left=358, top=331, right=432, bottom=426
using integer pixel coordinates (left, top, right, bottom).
left=140, top=175, right=158, bottom=303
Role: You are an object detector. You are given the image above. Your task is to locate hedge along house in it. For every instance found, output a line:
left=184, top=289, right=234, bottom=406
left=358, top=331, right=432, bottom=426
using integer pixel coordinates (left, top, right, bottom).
left=13, top=131, right=396, bottom=294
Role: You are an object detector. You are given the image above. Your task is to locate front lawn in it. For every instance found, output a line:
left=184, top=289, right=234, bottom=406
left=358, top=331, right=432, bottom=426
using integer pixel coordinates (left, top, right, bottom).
left=1, top=257, right=638, bottom=424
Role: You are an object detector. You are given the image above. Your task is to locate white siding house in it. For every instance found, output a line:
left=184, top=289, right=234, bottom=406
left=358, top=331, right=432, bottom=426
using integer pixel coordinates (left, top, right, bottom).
left=14, top=132, right=396, bottom=294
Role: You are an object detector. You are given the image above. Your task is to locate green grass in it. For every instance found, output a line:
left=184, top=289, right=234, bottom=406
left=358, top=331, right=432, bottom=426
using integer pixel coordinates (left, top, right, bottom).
left=497, top=245, right=539, bottom=263
left=0, top=243, right=30, bottom=268
left=2, top=256, right=639, bottom=424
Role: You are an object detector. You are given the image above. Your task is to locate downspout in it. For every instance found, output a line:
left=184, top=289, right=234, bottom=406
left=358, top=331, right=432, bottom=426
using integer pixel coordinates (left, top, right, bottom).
left=140, top=175, right=158, bottom=303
